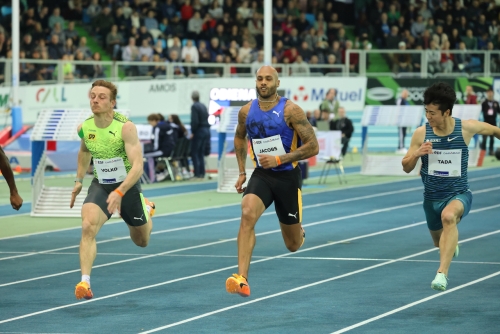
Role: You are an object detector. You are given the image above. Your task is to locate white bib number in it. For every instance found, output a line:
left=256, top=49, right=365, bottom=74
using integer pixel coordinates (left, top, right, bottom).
left=252, top=134, right=287, bottom=166
left=94, top=157, right=127, bottom=184
left=428, top=149, right=462, bottom=177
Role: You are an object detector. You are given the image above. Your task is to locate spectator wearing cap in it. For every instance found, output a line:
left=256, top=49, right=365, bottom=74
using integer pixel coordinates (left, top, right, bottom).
left=392, top=41, right=412, bottom=73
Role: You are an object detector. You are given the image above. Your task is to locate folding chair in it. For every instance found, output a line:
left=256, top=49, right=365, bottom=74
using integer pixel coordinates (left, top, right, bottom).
left=157, top=138, right=185, bottom=182
left=318, top=157, right=347, bottom=184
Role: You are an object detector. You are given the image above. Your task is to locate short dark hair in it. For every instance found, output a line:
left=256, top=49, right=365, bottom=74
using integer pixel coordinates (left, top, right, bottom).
left=423, top=82, right=456, bottom=115
left=147, top=113, right=160, bottom=122
left=191, top=90, right=200, bottom=102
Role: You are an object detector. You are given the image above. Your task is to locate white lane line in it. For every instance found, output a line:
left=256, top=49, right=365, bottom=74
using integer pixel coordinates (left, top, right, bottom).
left=138, top=228, right=500, bottom=333
left=0, top=185, right=427, bottom=261
left=24, top=252, right=500, bottom=266
left=1, top=169, right=497, bottom=240
left=2, top=204, right=499, bottom=326
left=0, top=201, right=423, bottom=287
left=331, top=271, right=500, bottom=333
left=282, top=257, right=500, bottom=265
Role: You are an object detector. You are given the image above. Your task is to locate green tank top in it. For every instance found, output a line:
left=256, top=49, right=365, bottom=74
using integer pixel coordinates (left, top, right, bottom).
left=78, top=112, right=132, bottom=181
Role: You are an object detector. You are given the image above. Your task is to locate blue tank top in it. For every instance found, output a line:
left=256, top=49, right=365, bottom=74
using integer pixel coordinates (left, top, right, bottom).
left=246, top=97, right=301, bottom=171
left=420, top=117, right=469, bottom=201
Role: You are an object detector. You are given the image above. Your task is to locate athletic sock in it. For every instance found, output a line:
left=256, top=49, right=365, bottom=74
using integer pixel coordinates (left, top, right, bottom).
left=81, top=275, right=90, bottom=286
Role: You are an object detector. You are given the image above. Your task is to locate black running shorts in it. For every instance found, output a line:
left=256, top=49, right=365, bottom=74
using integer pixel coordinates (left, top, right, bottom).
left=84, top=178, right=148, bottom=226
left=243, top=166, right=302, bottom=225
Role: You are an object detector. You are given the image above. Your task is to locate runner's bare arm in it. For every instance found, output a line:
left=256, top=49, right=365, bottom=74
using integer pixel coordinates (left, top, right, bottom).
left=234, top=103, right=251, bottom=173
left=402, top=126, right=428, bottom=173
left=280, top=101, right=319, bottom=164
left=462, top=119, right=500, bottom=142
left=118, top=122, right=143, bottom=194
left=76, top=124, right=92, bottom=180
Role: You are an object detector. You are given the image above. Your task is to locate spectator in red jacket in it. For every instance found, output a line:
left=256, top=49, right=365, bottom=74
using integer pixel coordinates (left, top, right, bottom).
left=180, top=0, right=194, bottom=22
left=465, top=85, right=477, bottom=104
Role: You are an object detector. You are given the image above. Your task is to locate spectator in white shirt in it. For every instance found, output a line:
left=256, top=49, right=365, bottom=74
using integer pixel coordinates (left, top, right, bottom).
left=181, top=39, right=199, bottom=63
left=122, top=37, right=140, bottom=61
left=238, top=39, right=253, bottom=64
left=86, top=0, right=102, bottom=19
left=250, top=51, right=264, bottom=74
left=122, top=1, right=133, bottom=19
left=237, top=1, right=251, bottom=19
left=290, top=55, right=310, bottom=76
left=411, top=15, right=426, bottom=38
left=187, top=12, right=203, bottom=39
left=208, top=1, right=223, bottom=20
left=139, top=39, right=154, bottom=61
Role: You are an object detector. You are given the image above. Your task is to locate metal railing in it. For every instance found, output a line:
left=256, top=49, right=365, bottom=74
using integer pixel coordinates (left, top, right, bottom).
left=2, top=49, right=497, bottom=86
left=346, top=49, right=500, bottom=78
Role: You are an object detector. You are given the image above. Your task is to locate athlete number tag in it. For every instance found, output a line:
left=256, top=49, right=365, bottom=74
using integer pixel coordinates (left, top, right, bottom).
left=94, top=157, right=127, bottom=184
left=488, top=108, right=494, bottom=116
left=428, top=149, right=462, bottom=177
left=252, top=134, right=287, bottom=167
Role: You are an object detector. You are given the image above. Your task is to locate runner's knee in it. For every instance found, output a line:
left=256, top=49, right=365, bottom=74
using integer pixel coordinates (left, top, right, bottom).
left=240, top=206, right=259, bottom=228
left=132, top=237, right=149, bottom=247
left=81, top=219, right=98, bottom=239
left=441, top=211, right=457, bottom=226
left=285, top=240, right=301, bottom=252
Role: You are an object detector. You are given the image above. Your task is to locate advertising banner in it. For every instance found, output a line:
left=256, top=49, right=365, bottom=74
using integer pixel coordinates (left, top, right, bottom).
left=316, top=130, right=342, bottom=160
left=3, top=77, right=367, bottom=124
left=366, top=77, right=495, bottom=106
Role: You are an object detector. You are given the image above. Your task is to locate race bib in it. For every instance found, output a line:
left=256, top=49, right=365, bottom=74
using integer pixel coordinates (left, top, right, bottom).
left=94, top=157, right=127, bottom=184
left=252, top=134, right=287, bottom=166
left=428, top=149, right=462, bottom=177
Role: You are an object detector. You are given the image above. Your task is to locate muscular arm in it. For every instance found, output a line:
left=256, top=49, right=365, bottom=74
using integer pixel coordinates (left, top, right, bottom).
left=402, top=125, right=426, bottom=173
left=234, top=103, right=250, bottom=173
left=0, top=146, right=19, bottom=194
left=117, top=122, right=144, bottom=195
left=462, top=119, right=500, bottom=142
left=76, top=124, right=92, bottom=180
left=282, top=101, right=319, bottom=164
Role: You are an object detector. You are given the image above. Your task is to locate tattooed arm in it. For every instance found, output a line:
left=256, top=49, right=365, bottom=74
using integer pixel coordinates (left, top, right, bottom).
left=281, top=101, right=319, bottom=164
left=234, top=103, right=251, bottom=193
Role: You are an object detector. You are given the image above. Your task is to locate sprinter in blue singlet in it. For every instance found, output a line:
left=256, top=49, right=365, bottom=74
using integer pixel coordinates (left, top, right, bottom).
left=403, top=82, right=500, bottom=291
left=225, top=66, right=319, bottom=297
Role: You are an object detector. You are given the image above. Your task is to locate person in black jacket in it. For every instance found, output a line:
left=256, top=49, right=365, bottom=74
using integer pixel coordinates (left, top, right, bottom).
left=329, top=106, right=354, bottom=157
left=480, top=87, right=500, bottom=155
left=190, top=91, right=211, bottom=180
left=144, top=113, right=177, bottom=180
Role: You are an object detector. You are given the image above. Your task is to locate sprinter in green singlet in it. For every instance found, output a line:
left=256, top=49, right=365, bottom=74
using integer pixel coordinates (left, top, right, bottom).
left=70, top=80, right=156, bottom=300
left=402, top=82, right=500, bottom=291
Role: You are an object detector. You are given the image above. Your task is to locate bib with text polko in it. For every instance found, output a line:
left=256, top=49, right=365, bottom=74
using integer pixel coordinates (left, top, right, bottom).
left=94, top=157, right=127, bottom=184
left=252, top=134, right=287, bottom=167
left=428, top=149, right=462, bottom=177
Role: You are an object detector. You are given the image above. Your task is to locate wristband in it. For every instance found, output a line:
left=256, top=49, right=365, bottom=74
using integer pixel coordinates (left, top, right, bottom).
left=74, top=178, right=83, bottom=183
left=239, top=172, right=246, bottom=175
left=275, top=156, right=281, bottom=166
left=114, top=189, right=124, bottom=197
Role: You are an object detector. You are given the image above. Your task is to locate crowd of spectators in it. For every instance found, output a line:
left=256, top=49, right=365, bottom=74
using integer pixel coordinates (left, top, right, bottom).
left=357, top=0, right=500, bottom=75
left=2, top=0, right=500, bottom=83
left=84, top=0, right=355, bottom=77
